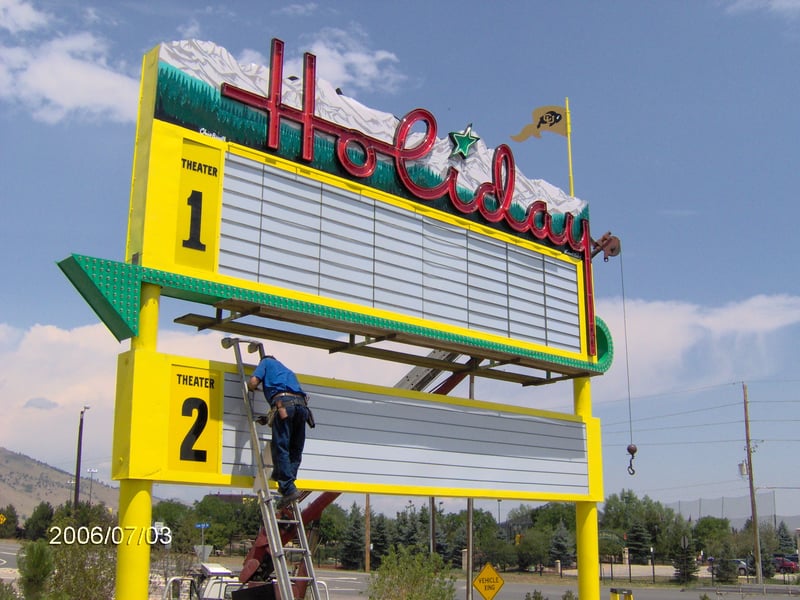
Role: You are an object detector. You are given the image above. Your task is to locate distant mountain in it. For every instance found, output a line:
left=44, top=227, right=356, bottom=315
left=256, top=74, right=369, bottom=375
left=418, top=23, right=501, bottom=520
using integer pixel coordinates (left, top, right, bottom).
left=0, top=447, right=119, bottom=521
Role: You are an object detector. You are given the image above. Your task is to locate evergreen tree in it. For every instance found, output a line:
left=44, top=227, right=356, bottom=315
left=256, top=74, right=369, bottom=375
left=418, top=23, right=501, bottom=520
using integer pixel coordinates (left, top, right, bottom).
left=777, top=521, right=795, bottom=554
left=0, top=505, right=19, bottom=538
left=711, top=544, right=739, bottom=583
left=340, top=502, right=364, bottom=570
left=17, top=539, right=53, bottom=599
left=370, top=513, right=391, bottom=569
left=24, top=502, right=54, bottom=541
left=626, top=520, right=652, bottom=565
left=394, top=503, right=421, bottom=548
left=548, top=522, right=574, bottom=567
left=671, top=536, right=700, bottom=584
left=440, top=512, right=467, bottom=568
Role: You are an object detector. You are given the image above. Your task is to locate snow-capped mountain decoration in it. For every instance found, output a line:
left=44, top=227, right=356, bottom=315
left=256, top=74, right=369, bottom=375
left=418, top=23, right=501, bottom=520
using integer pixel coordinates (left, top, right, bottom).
left=158, top=39, right=587, bottom=218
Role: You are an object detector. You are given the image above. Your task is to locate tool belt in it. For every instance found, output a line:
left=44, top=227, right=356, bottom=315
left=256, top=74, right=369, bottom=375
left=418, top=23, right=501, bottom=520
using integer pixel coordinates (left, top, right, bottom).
left=267, top=392, right=315, bottom=428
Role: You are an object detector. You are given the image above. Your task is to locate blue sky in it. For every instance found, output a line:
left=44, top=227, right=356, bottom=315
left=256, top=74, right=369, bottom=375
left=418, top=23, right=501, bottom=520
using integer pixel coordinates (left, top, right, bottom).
left=1, top=0, right=799, bottom=523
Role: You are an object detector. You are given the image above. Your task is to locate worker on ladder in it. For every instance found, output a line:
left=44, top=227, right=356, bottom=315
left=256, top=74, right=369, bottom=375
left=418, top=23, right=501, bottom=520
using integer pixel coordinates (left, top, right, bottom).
left=247, top=351, right=311, bottom=506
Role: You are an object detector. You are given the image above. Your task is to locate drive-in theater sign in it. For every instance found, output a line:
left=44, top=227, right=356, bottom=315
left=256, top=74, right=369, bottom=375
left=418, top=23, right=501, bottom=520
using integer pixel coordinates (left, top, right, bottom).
left=60, top=38, right=613, bottom=600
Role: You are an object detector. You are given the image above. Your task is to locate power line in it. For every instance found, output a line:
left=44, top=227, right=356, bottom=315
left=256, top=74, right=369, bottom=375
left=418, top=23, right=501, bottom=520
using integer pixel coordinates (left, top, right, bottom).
left=602, top=401, right=741, bottom=427
left=604, top=420, right=743, bottom=435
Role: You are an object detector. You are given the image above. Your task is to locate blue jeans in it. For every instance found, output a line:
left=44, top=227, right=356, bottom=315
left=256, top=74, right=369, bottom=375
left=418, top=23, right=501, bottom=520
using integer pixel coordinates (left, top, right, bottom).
left=270, top=404, right=307, bottom=495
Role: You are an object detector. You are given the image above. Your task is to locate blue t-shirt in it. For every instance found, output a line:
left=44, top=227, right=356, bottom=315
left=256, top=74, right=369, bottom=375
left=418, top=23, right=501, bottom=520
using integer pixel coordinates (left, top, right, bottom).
left=252, top=356, right=304, bottom=406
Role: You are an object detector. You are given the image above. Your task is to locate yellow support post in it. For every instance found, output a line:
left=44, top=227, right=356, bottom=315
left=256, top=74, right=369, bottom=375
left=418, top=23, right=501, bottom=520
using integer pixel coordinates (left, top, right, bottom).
left=115, top=282, right=160, bottom=600
left=576, top=501, right=600, bottom=600
left=574, top=376, right=601, bottom=600
left=115, top=479, right=154, bottom=599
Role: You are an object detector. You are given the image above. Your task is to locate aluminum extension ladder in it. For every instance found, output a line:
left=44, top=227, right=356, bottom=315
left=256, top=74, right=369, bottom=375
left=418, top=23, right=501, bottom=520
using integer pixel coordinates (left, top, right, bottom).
left=222, top=336, right=322, bottom=600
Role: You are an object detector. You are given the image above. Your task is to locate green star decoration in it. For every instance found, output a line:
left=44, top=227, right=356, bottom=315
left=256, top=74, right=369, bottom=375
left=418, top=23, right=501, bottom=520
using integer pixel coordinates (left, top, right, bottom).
left=449, top=123, right=480, bottom=158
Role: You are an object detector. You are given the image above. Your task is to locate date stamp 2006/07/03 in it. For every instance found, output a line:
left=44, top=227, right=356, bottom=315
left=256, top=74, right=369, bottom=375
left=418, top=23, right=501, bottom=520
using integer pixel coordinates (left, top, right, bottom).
left=48, top=525, right=172, bottom=546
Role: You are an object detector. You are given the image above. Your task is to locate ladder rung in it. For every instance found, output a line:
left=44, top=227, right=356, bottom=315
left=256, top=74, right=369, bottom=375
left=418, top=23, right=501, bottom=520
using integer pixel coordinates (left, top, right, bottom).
left=282, top=546, right=309, bottom=554
left=290, top=576, right=314, bottom=582
left=277, top=519, right=299, bottom=525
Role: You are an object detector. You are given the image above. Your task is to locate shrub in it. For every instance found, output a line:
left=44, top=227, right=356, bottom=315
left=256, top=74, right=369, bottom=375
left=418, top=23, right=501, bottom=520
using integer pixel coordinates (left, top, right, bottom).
left=367, top=546, right=455, bottom=600
left=17, top=539, right=54, bottom=600
left=0, top=581, right=19, bottom=600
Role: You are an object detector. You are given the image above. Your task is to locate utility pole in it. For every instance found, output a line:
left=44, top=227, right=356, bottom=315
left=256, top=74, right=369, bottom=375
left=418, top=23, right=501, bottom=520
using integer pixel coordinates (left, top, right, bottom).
left=743, top=382, right=763, bottom=584
left=73, top=405, right=90, bottom=508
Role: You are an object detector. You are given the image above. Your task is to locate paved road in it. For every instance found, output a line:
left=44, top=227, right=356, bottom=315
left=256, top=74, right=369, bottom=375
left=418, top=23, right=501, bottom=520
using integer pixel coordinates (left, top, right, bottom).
left=0, top=540, right=20, bottom=584
left=316, top=568, right=800, bottom=600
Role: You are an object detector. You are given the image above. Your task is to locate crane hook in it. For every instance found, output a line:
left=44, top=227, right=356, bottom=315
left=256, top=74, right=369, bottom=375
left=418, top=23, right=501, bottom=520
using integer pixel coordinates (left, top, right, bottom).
left=627, top=443, right=638, bottom=475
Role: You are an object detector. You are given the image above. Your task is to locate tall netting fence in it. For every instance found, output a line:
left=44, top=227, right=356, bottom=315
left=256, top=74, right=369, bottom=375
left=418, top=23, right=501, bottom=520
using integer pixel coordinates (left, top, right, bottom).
left=665, top=490, right=779, bottom=527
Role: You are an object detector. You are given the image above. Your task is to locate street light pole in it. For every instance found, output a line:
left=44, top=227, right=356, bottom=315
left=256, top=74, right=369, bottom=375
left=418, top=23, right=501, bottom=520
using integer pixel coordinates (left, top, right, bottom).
left=73, top=405, right=90, bottom=508
left=87, top=468, right=98, bottom=505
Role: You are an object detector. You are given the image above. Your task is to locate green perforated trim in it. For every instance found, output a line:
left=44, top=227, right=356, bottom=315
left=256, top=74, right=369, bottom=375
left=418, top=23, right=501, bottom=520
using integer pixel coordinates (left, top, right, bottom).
left=58, top=254, right=613, bottom=374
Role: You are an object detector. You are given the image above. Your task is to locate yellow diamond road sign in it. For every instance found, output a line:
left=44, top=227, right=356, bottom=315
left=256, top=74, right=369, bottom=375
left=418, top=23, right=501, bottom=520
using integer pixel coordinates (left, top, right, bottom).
left=473, top=562, right=504, bottom=600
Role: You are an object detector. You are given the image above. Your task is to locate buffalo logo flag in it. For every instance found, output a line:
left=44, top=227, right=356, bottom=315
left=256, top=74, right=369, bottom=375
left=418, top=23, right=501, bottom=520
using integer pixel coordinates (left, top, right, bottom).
left=511, top=105, right=567, bottom=141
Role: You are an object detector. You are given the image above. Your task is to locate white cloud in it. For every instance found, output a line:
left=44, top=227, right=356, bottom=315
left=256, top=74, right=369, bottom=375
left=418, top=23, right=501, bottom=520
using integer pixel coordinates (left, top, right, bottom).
left=274, top=3, right=320, bottom=18
left=24, top=396, right=58, bottom=410
left=1, top=292, right=796, bottom=498
left=0, top=4, right=138, bottom=123
left=288, top=27, right=407, bottom=95
left=0, top=0, right=49, bottom=34
left=721, top=0, right=800, bottom=17
left=592, top=294, right=800, bottom=405
left=177, top=17, right=201, bottom=39
left=237, top=48, right=268, bottom=69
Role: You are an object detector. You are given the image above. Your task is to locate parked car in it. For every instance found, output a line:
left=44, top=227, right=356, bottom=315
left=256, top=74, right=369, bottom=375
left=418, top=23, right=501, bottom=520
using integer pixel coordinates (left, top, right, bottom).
left=774, top=556, right=799, bottom=574
left=708, top=559, right=748, bottom=576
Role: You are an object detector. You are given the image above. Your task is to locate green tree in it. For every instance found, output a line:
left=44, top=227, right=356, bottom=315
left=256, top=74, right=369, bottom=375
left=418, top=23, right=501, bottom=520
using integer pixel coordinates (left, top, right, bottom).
left=195, top=495, right=237, bottom=550
left=598, top=530, right=624, bottom=563
left=153, top=498, right=195, bottom=553
left=517, top=528, right=550, bottom=571
left=670, top=534, right=700, bottom=584
left=600, top=489, right=641, bottom=532
left=531, top=503, right=576, bottom=533
left=506, top=504, right=533, bottom=536
left=319, top=502, right=347, bottom=563
left=693, top=516, right=731, bottom=559
left=704, top=541, right=738, bottom=583
left=47, top=501, right=117, bottom=600
left=438, top=511, right=467, bottom=568
left=0, top=505, right=19, bottom=538
left=340, top=502, right=365, bottom=570
left=17, top=539, right=54, bottom=599
left=777, top=521, right=795, bottom=554
left=24, top=502, right=54, bottom=541
left=367, top=545, right=456, bottom=600
left=394, top=503, right=423, bottom=549
left=626, top=520, right=652, bottom=565
left=548, top=522, right=574, bottom=567
left=370, top=513, right=391, bottom=569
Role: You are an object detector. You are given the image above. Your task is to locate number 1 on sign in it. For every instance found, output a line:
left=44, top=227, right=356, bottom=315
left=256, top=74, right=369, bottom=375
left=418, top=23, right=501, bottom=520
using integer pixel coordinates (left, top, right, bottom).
left=175, top=139, right=221, bottom=272
left=182, top=191, right=206, bottom=251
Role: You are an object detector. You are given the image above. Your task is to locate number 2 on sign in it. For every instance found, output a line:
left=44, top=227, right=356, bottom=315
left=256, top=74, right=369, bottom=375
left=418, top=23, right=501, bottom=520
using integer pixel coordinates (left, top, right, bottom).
left=180, top=397, right=208, bottom=462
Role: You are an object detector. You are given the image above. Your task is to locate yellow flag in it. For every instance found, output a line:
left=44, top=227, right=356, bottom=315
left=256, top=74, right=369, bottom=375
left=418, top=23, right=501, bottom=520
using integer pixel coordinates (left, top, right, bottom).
left=511, top=105, right=567, bottom=141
